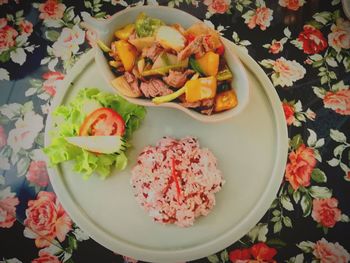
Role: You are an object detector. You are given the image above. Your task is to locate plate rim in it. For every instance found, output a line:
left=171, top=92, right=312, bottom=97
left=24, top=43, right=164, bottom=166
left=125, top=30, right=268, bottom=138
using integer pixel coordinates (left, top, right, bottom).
left=44, top=44, right=288, bottom=262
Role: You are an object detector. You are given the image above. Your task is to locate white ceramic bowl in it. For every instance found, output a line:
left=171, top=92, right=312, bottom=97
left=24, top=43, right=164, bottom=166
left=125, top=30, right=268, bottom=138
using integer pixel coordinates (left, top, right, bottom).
left=82, top=6, right=249, bottom=123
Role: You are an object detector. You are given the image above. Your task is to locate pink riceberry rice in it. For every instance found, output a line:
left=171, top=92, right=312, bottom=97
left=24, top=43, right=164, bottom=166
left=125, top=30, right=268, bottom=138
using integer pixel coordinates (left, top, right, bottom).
left=130, top=137, right=224, bottom=227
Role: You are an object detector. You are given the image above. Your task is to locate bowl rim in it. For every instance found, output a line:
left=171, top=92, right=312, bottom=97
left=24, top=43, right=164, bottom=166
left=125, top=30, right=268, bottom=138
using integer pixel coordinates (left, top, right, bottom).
left=87, top=5, right=250, bottom=123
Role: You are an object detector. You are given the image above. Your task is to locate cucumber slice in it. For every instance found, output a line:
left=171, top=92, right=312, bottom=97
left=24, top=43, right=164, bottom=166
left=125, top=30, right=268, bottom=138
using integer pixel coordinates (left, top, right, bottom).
left=66, top=136, right=126, bottom=154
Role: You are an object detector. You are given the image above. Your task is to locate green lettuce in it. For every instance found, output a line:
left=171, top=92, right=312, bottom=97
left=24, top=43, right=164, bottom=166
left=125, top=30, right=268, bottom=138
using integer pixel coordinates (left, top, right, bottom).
left=135, top=12, right=164, bottom=37
left=44, top=88, right=146, bottom=179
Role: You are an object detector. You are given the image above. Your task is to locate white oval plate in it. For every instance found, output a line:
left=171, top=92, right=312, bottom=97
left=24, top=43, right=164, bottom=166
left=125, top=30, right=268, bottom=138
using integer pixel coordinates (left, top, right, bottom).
left=44, top=42, right=288, bottom=263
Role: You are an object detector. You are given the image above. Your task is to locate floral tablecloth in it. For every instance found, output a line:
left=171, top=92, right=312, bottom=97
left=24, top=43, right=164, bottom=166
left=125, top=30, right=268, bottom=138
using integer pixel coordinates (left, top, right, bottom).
left=0, top=0, right=350, bottom=262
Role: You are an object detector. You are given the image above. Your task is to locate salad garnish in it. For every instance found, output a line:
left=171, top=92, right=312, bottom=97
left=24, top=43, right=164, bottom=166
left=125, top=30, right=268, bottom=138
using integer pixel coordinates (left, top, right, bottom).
left=44, top=88, right=146, bottom=179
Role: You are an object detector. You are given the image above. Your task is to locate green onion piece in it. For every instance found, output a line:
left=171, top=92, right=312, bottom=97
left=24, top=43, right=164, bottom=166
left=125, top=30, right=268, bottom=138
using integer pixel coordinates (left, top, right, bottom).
left=141, top=60, right=188, bottom=76
left=97, top=40, right=111, bottom=53
left=152, top=86, right=186, bottom=104
left=217, top=68, right=233, bottom=81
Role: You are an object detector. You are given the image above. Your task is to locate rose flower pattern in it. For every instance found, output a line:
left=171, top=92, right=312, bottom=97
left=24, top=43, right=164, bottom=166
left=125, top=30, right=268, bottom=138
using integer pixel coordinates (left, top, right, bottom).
left=0, top=187, right=19, bottom=228
left=229, top=242, right=277, bottom=262
left=38, top=0, right=66, bottom=20
left=0, top=18, right=18, bottom=52
left=24, top=191, right=72, bottom=248
left=282, top=102, right=295, bottom=125
left=243, top=7, right=273, bottom=31
left=313, top=238, right=350, bottom=263
left=26, top=161, right=50, bottom=187
left=297, top=25, right=328, bottom=54
left=312, top=198, right=341, bottom=228
left=278, top=0, right=305, bottom=11
left=285, top=144, right=317, bottom=191
left=328, top=18, right=350, bottom=53
left=31, top=251, right=60, bottom=263
left=203, top=0, right=231, bottom=14
left=323, top=89, right=350, bottom=115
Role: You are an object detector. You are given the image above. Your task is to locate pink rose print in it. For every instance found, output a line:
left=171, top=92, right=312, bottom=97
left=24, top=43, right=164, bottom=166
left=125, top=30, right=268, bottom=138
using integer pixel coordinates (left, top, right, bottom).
left=244, top=7, right=273, bottom=31
left=52, top=25, right=85, bottom=60
left=323, top=89, right=350, bottom=115
left=7, top=111, right=44, bottom=153
left=0, top=125, right=7, bottom=148
left=297, top=25, right=328, bottom=54
left=229, top=248, right=251, bottom=262
left=269, top=40, right=283, bottom=54
left=265, top=57, right=306, bottom=87
left=19, top=20, right=33, bottom=36
left=122, top=256, right=138, bottom=263
left=250, top=242, right=277, bottom=262
left=0, top=18, right=18, bottom=52
left=313, top=238, right=350, bottom=263
left=204, top=0, right=231, bottom=14
left=312, top=198, right=341, bottom=228
left=285, top=144, right=317, bottom=190
left=38, top=0, right=66, bottom=20
left=24, top=191, right=72, bottom=248
left=26, top=161, right=50, bottom=187
left=42, top=71, right=65, bottom=97
left=32, top=251, right=60, bottom=263
left=86, top=29, right=98, bottom=47
left=278, top=0, right=305, bottom=11
left=328, top=18, right=350, bottom=53
left=0, top=187, right=19, bottom=228
left=274, top=58, right=306, bottom=87
left=0, top=0, right=8, bottom=5
left=229, top=243, right=277, bottom=262
left=0, top=18, right=6, bottom=28
left=282, top=102, right=295, bottom=125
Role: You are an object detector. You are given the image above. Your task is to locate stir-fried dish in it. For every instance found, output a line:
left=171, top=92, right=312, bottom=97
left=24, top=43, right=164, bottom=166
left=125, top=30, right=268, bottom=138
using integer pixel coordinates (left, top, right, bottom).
left=99, top=12, right=238, bottom=115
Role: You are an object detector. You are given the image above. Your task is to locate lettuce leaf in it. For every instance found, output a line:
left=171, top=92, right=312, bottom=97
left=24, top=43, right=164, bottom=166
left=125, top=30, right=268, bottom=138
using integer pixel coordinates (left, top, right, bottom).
left=44, top=88, right=146, bottom=179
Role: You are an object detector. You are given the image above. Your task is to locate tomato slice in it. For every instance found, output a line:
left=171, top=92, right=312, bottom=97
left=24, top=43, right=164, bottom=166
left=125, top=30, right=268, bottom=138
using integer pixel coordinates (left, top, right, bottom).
left=79, top=108, right=125, bottom=136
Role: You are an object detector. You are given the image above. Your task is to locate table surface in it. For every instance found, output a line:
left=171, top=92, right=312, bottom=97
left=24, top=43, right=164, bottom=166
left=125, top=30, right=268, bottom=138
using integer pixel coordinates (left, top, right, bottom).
left=0, top=1, right=349, bottom=263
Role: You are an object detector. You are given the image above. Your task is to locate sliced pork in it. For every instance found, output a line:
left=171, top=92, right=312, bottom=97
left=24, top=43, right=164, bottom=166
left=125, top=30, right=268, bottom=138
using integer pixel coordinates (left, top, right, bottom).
left=124, top=72, right=141, bottom=95
left=140, top=79, right=172, bottom=98
left=200, top=98, right=215, bottom=115
left=178, top=35, right=205, bottom=61
left=163, top=69, right=194, bottom=88
left=180, top=101, right=201, bottom=108
left=128, top=31, right=137, bottom=41
left=201, top=98, right=215, bottom=108
left=109, top=42, right=119, bottom=61
left=201, top=108, right=214, bottom=115
left=141, top=43, right=163, bottom=62
left=202, top=35, right=217, bottom=52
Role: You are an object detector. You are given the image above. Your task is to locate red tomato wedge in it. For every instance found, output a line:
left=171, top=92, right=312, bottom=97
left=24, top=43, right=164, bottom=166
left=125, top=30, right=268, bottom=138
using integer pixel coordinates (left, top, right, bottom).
left=216, top=45, right=225, bottom=55
left=185, top=33, right=195, bottom=44
left=79, top=108, right=125, bottom=136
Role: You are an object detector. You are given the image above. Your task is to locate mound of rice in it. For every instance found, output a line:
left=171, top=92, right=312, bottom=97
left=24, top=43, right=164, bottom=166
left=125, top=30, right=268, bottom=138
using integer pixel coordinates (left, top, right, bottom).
left=130, top=137, right=224, bottom=227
